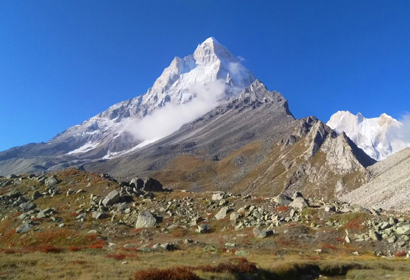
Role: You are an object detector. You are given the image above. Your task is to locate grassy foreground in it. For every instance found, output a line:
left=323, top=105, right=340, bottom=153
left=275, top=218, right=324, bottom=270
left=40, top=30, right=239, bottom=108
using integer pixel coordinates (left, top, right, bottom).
left=1, top=248, right=410, bottom=280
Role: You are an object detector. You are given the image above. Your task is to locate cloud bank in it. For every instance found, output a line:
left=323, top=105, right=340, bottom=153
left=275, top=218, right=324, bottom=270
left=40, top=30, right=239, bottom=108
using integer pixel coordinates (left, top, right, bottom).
left=125, top=80, right=227, bottom=142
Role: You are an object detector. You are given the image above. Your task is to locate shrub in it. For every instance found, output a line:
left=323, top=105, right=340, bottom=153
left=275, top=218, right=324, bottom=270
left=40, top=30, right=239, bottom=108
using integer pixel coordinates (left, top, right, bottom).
left=88, top=238, right=106, bottom=249
left=394, top=251, right=407, bottom=258
left=38, top=245, right=63, bottom=253
left=135, top=267, right=199, bottom=280
left=106, top=253, right=138, bottom=261
left=68, top=246, right=83, bottom=252
left=274, top=206, right=288, bottom=212
left=195, top=257, right=257, bottom=274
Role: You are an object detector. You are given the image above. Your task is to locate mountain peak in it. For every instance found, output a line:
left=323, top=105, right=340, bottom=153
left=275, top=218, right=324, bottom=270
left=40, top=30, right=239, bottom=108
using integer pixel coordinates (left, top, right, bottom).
left=327, top=111, right=409, bottom=161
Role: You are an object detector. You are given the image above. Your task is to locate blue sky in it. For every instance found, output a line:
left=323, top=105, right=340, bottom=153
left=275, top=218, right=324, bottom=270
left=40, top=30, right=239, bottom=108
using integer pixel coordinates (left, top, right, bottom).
left=0, top=1, right=409, bottom=151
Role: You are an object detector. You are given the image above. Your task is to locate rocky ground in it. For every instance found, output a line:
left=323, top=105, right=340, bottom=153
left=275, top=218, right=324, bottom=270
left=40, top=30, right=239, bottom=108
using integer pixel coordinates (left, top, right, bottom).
left=1, top=168, right=410, bottom=280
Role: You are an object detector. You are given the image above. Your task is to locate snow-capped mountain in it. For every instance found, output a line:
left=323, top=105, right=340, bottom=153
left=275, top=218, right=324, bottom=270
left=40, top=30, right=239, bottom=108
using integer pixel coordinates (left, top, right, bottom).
left=48, top=37, right=256, bottom=158
left=327, top=111, right=410, bottom=160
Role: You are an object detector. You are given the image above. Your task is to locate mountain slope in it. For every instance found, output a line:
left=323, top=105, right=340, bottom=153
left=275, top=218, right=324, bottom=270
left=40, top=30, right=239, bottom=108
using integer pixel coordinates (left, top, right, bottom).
left=84, top=81, right=375, bottom=199
left=327, top=111, right=410, bottom=160
left=342, top=147, right=410, bottom=210
left=0, top=37, right=256, bottom=175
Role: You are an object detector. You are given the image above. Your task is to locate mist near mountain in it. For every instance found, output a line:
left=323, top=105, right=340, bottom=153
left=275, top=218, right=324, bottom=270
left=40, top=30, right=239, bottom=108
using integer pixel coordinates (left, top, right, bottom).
left=124, top=80, right=227, bottom=142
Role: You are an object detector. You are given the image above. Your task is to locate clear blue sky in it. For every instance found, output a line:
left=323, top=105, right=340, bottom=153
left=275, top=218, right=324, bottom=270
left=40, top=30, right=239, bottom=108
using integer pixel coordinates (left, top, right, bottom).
left=0, top=1, right=409, bottom=151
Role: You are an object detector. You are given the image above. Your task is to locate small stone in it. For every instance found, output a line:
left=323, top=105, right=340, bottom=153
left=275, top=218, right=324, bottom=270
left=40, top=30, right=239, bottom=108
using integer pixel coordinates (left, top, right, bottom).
left=235, top=250, right=249, bottom=256
left=196, top=224, right=210, bottom=233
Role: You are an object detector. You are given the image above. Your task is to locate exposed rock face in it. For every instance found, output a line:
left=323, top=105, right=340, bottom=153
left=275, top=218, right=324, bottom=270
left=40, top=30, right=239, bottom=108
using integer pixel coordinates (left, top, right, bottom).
left=135, top=210, right=157, bottom=229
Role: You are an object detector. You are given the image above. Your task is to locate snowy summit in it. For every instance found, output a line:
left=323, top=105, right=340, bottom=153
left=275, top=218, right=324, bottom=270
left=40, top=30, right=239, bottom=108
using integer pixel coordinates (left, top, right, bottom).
left=327, top=111, right=410, bottom=160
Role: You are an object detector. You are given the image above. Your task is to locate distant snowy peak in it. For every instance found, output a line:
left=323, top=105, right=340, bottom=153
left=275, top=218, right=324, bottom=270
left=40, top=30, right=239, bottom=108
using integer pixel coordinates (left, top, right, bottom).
left=327, top=111, right=409, bottom=161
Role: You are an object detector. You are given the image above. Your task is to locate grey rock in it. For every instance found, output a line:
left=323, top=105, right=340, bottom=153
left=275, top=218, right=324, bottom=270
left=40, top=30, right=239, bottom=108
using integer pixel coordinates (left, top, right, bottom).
left=215, top=207, right=229, bottom=220
left=20, top=202, right=36, bottom=212
left=16, top=223, right=33, bottom=233
left=45, top=176, right=60, bottom=188
left=92, top=211, right=107, bottom=220
left=76, top=213, right=86, bottom=221
left=230, top=212, right=241, bottom=221
left=197, top=224, right=210, bottom=233
left=369, top=230, right=381, bottom=241
left=387, top=236, right=397, bottom=243
left=289, top=196, right=309, bottom=211
left=135, top=210, right=157, bottom=229
left=102, top=190, right=120, bottom=207
left=253, top=228, right=268, bottom=238
left=235, top=250, right=249, bottom=256
left=389, top=217, right=398, bottom=225
left=395, top=224, right=410, bottom=235
left=144, top=178, right=163, bottom=192
left=212, top=192, right=225, bottom=201
left=32, top=191, right=43, bottom=200
left=274, top=194, right=293, bottom=205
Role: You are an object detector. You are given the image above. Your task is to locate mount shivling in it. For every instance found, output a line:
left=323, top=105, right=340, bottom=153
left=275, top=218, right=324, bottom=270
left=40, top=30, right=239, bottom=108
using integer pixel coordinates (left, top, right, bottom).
left=0, top=37, right=408, bottom=200
left=2, top=38, right=410, bottom=279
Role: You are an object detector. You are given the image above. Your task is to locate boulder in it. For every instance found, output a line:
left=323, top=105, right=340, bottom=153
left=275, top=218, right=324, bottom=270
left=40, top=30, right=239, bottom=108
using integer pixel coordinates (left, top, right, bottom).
left=215, top=207, right=230, bottom=220
left=32, top=191, right=43, bottom=200
left=130, top=177, right=144, bottom=189
left=230, top=212, right=241, bottom=221
left=212, top=192, right=225, bottom=201
left=16, top=223, right=33, bottom=233
left=369, top=230, right=381, bottom=241
left=144, top=178, right=163, bottom=192
left=20, top=202, right=36, bottom=212
left=135, top=210, right=157, bottom=229
left=289, top=193, right=309, bottom=210
left=253, top=228, right=268, bottom=239
left=274, top=194, right=293, bottom=205
left=102, top=190, right=120, bottom=207
left=92, top=211, right=107, bottom=220
left=197, top=224, right=210, bottom=233
left=395, top=224, right=410, bottom=235
left=45, top=176, right=60, bottom=188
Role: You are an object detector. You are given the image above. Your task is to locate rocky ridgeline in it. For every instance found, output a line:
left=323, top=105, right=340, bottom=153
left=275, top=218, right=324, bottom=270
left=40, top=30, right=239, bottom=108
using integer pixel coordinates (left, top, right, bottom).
left=1, top=171, right=410, bottom=258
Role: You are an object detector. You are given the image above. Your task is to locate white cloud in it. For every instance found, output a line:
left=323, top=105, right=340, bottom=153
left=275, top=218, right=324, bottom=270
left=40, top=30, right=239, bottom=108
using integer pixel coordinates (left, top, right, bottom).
left=228, top=62, right=242, bottom=75
left=237, top=56, right=245, bottom=62
left=124, top=80, right=226, bottom=141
